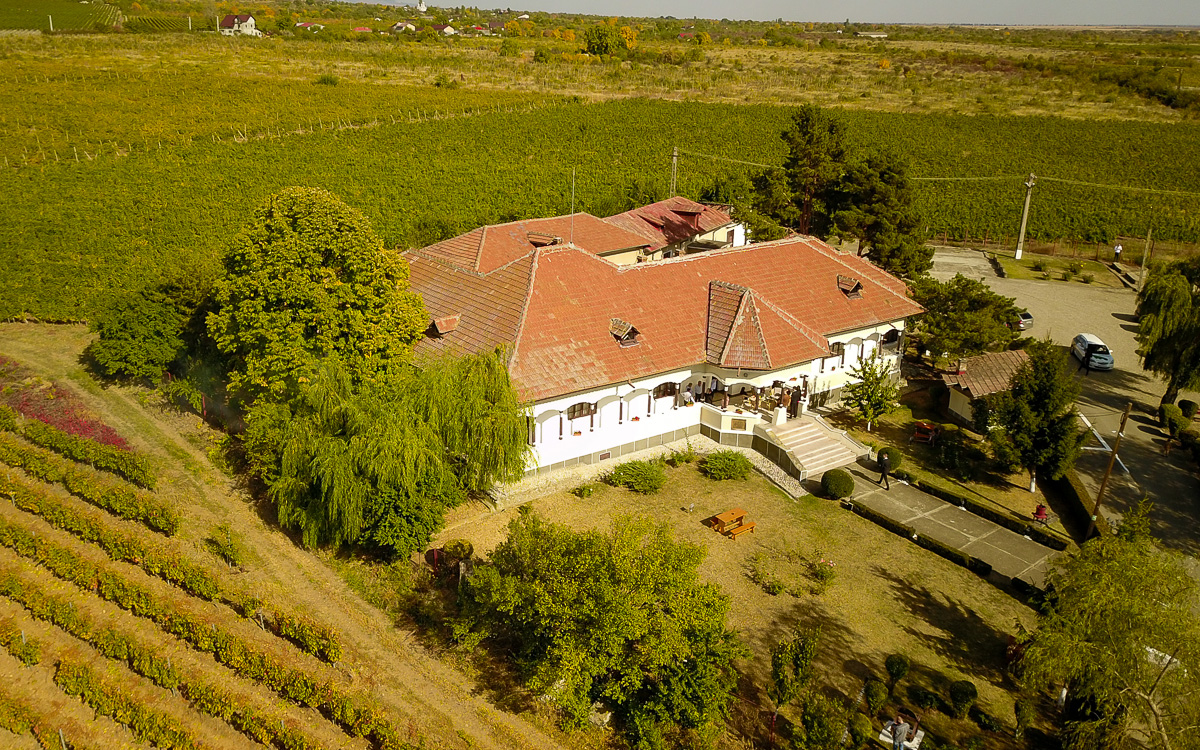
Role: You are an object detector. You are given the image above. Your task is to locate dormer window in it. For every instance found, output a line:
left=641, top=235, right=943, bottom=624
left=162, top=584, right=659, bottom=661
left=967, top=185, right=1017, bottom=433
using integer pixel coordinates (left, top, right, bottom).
left=837, top=275, right=863, bottom=299
left=610, top=318, right=641, bottom=347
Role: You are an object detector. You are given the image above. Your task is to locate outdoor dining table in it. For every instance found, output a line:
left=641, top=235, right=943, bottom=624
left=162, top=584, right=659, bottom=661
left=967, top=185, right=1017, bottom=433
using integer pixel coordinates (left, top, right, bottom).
left=713, top=507, right=748, bottom=534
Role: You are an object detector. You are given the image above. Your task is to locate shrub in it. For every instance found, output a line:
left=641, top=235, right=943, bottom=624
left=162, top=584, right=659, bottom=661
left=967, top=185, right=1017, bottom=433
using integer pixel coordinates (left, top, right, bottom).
left=315, top=73, right=339, bottom=85
left=0, top=623, right=40, bottom=666
left=700, top=450, right=752, bottom=480
left=1067, top=260, right=1083, bottom=274
left=205, top=523, right=247, bottom=569
left=885, top=653, right=911, bottom=690
left=848, top=713, right=874, bottom=748
left=877, top=446, right=903, bottom=470
left=1160, top=403, right=1188, bottom=444
left=970, top=705, right=1002, bottom=732
left=442, top=539, right=474, bottom=562
left=605, top=460, right=666, bottom=494
left=1060, top=269, right=1073, bottom=281
left=764, top=578, right=785, bottom=596
left=864, top=678, right=888, bottom=715
left=1014, top=698, right=1035, bottom=739
left=1030, top=260, right=1045, bottom=272
left=1081, top=273, right=1095, bottom=284
left=821, top=469, right=855, bottom=500
left=665, top=441, right=698, bottom=467
left=1180, top=399, right=1199, bottom=421
left=948, top=680, right=978, bottom=718
left=571, top=483, right=595, bottom=498
left=1180, top=428, right=1200, bottom=450
left=801, top=693, right=847, bottom=750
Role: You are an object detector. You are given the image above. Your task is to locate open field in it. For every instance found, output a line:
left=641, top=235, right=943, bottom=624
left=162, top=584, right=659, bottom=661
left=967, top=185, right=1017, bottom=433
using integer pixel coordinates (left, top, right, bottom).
left=0, top=0, right=119, bottom=31
left=433, top=465, right=1040, bottom=749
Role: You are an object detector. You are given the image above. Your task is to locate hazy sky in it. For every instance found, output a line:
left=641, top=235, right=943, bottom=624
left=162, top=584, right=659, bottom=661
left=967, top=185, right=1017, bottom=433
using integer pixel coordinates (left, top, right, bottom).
left=468, top=0, right=1200, bottom=26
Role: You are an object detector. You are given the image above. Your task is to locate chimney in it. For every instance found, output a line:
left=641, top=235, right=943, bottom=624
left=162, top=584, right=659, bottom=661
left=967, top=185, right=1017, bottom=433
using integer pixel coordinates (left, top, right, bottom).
left=956, top=359, right=967, bottom=376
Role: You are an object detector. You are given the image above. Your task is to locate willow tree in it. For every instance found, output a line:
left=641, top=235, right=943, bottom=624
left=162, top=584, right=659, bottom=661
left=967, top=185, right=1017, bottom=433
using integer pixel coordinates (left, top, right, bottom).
left=265, top=349, right=529, bottom=557
left=1136, top=259, right=1200, bottom=408
left=208, top=187, right=427, bottom=404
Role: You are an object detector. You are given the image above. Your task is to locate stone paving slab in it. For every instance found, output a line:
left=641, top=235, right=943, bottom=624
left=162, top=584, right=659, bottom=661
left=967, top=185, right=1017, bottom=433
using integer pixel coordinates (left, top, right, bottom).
left=840, top=464, right=1061, bottom=589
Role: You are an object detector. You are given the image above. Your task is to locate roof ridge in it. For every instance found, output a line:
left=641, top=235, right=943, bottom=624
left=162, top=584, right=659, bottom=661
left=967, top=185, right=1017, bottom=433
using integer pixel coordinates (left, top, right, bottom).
left=474, top=225, right=488, bottom=272
left=504, top=250, right=541, bottom=370
left=752, top=293, right=831, bottom=355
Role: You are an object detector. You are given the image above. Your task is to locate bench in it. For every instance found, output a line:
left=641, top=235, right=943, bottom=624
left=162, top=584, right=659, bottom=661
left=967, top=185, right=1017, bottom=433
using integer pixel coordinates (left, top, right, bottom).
left=728, top=522, right=756, bottom=539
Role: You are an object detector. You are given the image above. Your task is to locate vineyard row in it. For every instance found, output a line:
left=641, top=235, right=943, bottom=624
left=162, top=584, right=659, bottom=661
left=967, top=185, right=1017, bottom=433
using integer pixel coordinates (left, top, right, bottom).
left=0, top=469, right=340, bottom=663
left=0, top=513, right=410, bottom=750
left=0, top=404, right=156, bottom=489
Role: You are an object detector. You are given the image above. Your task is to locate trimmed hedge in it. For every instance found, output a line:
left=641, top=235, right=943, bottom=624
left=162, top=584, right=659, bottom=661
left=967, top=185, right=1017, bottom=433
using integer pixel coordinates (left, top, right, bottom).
left=877, top=447, right=903, bottom=470
left=1180, top=399, right=1199, bottom=421
left=0, top=431, right=178, bottom=535
left=0, top=521, right=406, bottom=750
left=821, top=469, right=856, bottom=499
left=0, top=473, right=340, bottom=664
left=700, top=450, right=753, bottom=481
left=0, top=569, right=319, bottom=750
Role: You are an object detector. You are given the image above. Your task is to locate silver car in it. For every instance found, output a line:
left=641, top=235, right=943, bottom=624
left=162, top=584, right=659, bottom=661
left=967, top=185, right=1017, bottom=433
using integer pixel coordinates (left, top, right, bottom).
left=1013, top=311, right=1034, bottom=331
left=1071, top=333, right=1114, bottom=371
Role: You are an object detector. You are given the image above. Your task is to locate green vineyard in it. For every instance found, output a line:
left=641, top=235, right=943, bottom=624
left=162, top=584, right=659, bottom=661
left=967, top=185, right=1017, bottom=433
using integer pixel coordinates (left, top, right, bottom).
left=1, top=96, right=1199, bottom=321
left=0, top=0, right=119, bottom=30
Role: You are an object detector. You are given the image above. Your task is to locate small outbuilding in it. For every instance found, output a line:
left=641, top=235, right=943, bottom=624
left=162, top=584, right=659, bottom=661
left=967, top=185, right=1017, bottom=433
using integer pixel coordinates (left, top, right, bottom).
left=940, top=349, right=1030, bottom=426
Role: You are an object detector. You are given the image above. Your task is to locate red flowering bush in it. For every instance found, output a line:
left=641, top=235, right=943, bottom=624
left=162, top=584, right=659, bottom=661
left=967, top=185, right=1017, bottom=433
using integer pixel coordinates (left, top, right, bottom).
left=0, top=365, right=130, bottom=451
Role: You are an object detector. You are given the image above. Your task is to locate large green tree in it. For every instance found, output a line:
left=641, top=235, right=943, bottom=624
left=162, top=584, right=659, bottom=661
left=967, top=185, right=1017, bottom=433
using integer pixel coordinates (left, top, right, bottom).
left=829, top=152, right=933, bottom=278
left=260, top=349, right=529, bottom=556
left=910, top=274, right=1022, bottom=364
left=464, top=509, right=745, bottom=750
left=1136, top=258, right=1200, bottom=408
left=985, top=340, right=1085, bottom=492
left=753, top=104, right=850, bottom=235
left=1020, top=503, right=1200, bottom=750
left=207, top=187, right=426, bottom=404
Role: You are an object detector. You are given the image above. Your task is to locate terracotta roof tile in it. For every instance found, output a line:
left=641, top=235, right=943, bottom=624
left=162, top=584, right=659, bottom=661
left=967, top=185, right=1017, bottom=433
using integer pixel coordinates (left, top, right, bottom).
left=605, top=197, right=734, bottom=251
left=406, top=234, right=924, bottom=402
left=941, top=349, right=1031, bottom=399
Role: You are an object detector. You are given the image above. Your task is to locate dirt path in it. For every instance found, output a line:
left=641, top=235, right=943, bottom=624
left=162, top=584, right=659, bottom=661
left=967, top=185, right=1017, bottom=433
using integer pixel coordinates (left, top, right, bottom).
left=0, top=323, right=566, bottom=750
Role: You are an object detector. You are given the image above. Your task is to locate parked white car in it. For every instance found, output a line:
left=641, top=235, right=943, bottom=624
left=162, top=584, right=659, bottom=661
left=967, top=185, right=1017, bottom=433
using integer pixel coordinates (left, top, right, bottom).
left=1071, top=333, right=1115, bottom=371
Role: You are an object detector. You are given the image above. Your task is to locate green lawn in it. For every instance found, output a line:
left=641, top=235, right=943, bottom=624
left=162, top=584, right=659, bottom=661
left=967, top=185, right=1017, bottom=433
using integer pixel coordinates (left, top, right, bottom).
left=997, top=255, right=1123, bottom=288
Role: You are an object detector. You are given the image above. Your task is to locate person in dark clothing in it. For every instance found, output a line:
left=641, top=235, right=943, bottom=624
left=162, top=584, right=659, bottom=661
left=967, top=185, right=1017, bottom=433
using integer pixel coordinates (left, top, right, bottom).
left=878, top=451, right=892, bottom=490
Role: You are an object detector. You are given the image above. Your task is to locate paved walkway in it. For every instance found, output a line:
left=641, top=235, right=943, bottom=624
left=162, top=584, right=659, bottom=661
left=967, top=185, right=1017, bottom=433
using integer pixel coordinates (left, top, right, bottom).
left=837, top=463, right=1062, bottom=588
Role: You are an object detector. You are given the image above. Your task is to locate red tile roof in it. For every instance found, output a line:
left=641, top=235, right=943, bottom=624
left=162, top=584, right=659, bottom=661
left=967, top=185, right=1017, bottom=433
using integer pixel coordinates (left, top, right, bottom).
left=219, top=14, right=252, bottom=27
left=941, top=349, right=1030, bottom=399
left=404, top=235, right=923, bottom=402
left=418, top=214, right=651, bottom=274
left=604, top=197, right=734, bottom=251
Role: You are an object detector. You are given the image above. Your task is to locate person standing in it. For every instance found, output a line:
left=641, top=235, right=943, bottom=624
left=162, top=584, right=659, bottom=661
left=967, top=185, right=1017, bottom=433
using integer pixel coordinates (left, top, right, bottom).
left=1114, top=242, right=1123, bottom=264
left=891, top=715, right=911, bottom=750
left=878, top=450, right=892, bottom=490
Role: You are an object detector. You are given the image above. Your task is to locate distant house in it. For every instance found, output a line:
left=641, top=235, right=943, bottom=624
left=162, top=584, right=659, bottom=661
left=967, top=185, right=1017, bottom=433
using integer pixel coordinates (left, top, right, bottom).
left=677, top=32, right=694, bottom=40
left=219, top=14, right=261, bottom=37
left=352, top=26, right=372, bottom=32
left=854, top=31, right=888, bottom=39
left=940, top=349, right=1030, bottom=425
left=294, top=21, right=325, bottom=29
left=604, top=197, right=747, bottom=263
left=516, top=13, right=529, bottom=19
left=431, top=23, right=456, bottom=35
left=391, top=21, right=416, bottom=32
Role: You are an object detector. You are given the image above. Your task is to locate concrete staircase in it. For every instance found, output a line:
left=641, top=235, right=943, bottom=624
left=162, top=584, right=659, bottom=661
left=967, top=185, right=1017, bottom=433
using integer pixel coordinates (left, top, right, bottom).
left=770, top=418, right=860, bottom=477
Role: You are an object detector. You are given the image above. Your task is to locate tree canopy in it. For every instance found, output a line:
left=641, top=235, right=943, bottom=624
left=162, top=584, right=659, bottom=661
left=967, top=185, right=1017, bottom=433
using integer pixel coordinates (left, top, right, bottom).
left=464, top=509, right=745, bottom=750
left=910, top=274, right=1022, bottom=363
left=1136, top=258, right=1200, bottom=408
left=751, top=105, right=932, bottom=278
left=843, top=353, right=899, bottom=431
left=207, top=186, right=426, bottom=404
left=1021, top=503, right=1200, bottom=750
left=256, top=349, right=529, bottom=557
left=985, top=340, right=1084, bottom=492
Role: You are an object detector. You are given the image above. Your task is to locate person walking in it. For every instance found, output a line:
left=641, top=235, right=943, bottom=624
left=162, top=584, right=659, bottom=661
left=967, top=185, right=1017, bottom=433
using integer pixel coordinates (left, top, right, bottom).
left=878, top=450, right=892, bottom=490
left=891, top=715, right=911, bottom=750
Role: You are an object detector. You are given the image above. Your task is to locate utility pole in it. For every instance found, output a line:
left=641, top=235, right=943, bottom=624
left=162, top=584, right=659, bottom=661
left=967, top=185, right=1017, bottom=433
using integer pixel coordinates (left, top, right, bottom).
left=1088, top=401, right=1132, bottom=539
left=1138, top=224, right=1153, bottom=290
left=48, top=15, right=53, bottom=32
left=1015, top=173, right=1036, bottom=260
left=670, top=146, right=678, bottom=196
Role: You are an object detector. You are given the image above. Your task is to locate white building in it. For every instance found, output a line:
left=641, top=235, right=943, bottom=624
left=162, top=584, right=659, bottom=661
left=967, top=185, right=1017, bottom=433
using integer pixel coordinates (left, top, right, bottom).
left=404, top=208, right=923, bottom=478
left=219, top=14, right=261, bottom=36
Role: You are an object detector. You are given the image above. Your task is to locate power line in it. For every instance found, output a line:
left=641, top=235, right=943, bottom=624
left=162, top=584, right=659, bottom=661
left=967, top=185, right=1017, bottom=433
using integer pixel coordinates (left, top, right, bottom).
left=1037, top=176, right=1200, bottom=199
left=910, top=175, right=1024, bottom=182
left=676, top=148, right=777, bottom=170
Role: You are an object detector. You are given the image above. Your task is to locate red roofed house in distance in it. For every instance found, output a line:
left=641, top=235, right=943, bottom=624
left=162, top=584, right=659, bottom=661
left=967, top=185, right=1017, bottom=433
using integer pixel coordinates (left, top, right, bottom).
left=404, top=198, right=922, bottom=478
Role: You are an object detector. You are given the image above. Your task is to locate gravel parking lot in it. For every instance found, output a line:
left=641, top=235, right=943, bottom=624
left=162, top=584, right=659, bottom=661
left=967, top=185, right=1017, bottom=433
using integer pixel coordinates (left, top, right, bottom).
left=932, top=249, right=1200, bottom=554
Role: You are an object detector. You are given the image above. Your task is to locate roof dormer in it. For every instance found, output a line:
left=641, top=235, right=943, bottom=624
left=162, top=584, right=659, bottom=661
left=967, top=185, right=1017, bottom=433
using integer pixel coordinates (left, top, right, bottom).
left=837, top=275, right=863, bottom=300
left=610, top=318, right=641, bottom=347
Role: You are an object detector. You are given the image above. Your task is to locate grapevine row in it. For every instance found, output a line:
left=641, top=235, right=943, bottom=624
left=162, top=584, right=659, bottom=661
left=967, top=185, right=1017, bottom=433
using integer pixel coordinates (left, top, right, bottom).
left=0, top=431, right=176, bottom=535
left=0, top=515, right=409, bottom=750
left=0, top=571, right=319, bottom=750
left=0, top=470, right=340, bottom=663
left=0, top=404, right=156, bottom=489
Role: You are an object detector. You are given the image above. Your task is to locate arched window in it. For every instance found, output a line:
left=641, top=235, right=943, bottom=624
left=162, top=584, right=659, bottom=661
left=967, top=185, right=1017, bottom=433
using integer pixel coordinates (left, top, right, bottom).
left=652, top=382, right=678, bottom=399
left=566, top=402, right=596, bottom=420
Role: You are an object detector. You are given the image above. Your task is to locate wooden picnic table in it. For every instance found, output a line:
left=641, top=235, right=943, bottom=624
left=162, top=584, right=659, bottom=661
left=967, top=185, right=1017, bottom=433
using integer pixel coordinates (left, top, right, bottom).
left=713, top=507, right=747, bottom=534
